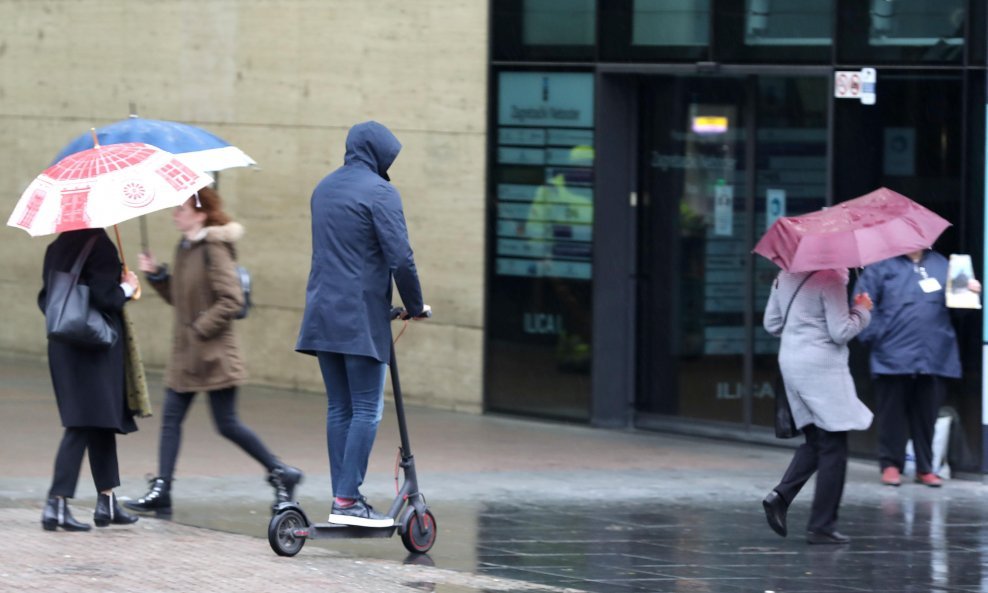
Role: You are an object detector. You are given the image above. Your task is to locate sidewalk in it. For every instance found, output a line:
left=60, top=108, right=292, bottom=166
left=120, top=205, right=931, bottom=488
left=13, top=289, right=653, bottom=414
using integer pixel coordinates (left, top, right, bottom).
left=4, top=352, right=988, bottom=593
left=0, top=507, right=574, bottom=593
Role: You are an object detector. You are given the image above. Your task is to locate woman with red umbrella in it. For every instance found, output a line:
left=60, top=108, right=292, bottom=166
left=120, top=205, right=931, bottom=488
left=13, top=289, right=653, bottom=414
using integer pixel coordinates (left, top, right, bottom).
left=761, top=269, right=873, bottom=545
left=756, top=188, right=953, bottom=543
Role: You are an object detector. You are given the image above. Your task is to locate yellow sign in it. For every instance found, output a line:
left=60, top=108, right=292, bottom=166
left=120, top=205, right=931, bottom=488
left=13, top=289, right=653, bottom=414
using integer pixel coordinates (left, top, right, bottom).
left=692, top=116, right=729, bottom=134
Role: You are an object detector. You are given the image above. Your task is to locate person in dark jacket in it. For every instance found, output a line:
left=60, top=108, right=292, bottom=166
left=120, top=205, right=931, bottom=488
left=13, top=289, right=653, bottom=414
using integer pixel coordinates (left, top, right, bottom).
left=297, top=121, right=430, bottom=527
left=38, top=228, right=142, bottom=531
left=854, top=249, right=981, bottom=487
left=125, top=188, right=303, bottom=515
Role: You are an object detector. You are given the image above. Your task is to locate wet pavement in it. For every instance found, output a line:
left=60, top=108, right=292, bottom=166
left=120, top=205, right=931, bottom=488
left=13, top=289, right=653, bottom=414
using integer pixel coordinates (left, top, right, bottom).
left=3, top=353, right=988, bottom=592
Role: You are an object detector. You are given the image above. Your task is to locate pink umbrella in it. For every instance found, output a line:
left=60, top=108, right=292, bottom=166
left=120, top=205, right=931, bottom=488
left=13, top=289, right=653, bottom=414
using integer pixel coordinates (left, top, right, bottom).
left=753, top=187, right=951, bottom=272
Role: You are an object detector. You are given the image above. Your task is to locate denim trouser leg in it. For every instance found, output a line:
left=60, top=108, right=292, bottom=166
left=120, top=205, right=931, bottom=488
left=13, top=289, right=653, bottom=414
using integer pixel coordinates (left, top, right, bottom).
left=158, top=389, right=195, bottom=480
left=317, top=351, right=387, bottom=499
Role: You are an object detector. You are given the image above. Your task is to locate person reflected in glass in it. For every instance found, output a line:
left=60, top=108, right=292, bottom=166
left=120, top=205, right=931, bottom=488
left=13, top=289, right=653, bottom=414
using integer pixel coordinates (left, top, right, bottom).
left=853, top=249, right=981, bottom=488
left=126, top=188, right=303, bottom=515
left=38, top=228, right=142, bottom=531
left=761, top=268, right=873, bottom=545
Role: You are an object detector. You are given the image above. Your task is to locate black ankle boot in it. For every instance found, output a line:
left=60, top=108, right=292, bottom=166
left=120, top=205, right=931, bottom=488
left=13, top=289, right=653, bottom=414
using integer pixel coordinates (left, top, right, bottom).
left=94, top=492, right=139, bottom=527
left=124, top=477, right=172, bottom=514
left=41, top=496, right=91, bottom=532
left=267, top=464, right=304, bottom=510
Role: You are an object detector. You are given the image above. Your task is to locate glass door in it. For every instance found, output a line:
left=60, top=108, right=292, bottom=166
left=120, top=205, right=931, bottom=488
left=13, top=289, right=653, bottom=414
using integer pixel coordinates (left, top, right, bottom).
left=637, top=73, right=828, bottom=430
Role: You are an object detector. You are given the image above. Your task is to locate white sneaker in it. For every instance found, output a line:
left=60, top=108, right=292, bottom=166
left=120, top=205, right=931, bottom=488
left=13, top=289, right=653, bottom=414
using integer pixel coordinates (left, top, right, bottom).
left=328, top=499, right=393, bottom=528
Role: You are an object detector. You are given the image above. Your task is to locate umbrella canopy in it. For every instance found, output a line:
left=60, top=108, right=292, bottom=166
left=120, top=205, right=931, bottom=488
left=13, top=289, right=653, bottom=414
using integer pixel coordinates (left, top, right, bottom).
left=52, top=117, right=256, bottom=172
left=753, top=187, right=951, bottom=272
left=8, top=142, right=213, bottom=237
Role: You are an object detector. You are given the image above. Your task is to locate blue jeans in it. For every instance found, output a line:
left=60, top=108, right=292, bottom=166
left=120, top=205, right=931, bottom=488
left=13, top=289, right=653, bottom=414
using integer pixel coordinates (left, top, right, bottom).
left=317, top=352, right=387, bottom=499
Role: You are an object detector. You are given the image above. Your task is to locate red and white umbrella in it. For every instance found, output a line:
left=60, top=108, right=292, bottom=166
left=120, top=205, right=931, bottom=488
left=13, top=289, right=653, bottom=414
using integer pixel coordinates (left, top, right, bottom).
left=8, top=141, right=212, bottom=237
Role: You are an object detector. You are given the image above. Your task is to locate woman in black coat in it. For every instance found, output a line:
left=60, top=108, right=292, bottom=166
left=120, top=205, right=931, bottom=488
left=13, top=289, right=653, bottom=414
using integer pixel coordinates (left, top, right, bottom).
left=37, top=228, right=141, bottom=531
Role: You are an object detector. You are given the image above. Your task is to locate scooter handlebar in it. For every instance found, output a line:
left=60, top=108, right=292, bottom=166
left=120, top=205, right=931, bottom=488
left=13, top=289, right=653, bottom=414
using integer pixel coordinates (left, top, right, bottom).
left=390, top=306, right=432, bottom=321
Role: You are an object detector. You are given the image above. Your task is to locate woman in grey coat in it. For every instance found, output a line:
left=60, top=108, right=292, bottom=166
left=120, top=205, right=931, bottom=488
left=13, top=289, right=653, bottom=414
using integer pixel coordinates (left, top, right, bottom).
left=761, top=268, right=873, bottom=544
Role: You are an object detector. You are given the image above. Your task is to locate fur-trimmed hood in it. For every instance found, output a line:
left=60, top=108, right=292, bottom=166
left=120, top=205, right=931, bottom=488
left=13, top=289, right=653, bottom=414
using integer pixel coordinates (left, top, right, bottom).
left=194, top=222, right=244, bottom=245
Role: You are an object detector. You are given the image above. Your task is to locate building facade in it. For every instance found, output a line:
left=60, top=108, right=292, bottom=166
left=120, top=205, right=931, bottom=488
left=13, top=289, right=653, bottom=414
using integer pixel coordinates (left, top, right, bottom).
left=486, top=0, right=987, bottom=471
left=0, top=1, right=489, bottom=412
left=3, top=1, right=987, bottom=473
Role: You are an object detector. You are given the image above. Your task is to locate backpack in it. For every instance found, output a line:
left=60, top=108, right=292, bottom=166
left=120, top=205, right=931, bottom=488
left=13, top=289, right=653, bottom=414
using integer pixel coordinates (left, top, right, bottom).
left=203, top=243, right=252, bottom=320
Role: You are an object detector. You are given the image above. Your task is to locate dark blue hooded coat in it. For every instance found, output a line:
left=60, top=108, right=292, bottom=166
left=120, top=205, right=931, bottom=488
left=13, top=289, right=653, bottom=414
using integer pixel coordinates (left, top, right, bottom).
left=296, top=121, right=424, bottom=363
left=852, top=250, right=961, bottom=378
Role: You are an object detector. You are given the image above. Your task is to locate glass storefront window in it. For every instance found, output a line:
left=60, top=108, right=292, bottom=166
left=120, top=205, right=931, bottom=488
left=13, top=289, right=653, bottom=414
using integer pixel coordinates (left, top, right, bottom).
left=637, top=74, right=828, bottom=428
left=743, top=0, right=832, bottom=47
left=632, top=0, right=710, bottom=47
left=868, top=0, right=964, bottom=47
left=834, top=71, right=963, bottom=246
left=713, top=0, right=835, bottom=63
left=493, top=0, right=597, bottom=61
left=600, top=0, right=711, bottom=61
left=486, top=71, right=595, bottom=421
left=833, top=69, right=967, bottom=452
left=523, top=0, right=595, bottom=46
left=971, top=0, right=986, bottom=65
left=837, top=0, right=966, bottom=64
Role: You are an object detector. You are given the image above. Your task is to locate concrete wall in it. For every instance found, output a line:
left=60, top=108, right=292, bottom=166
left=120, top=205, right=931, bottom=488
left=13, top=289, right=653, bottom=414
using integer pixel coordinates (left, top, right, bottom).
left=0, top=0, right=488, bottom=412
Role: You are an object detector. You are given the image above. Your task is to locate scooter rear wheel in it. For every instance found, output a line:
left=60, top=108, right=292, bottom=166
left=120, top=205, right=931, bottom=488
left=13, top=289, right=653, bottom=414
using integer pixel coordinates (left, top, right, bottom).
left=400, top=509, right=437, bottom=554
left=268, top=509, right=307, bottom=557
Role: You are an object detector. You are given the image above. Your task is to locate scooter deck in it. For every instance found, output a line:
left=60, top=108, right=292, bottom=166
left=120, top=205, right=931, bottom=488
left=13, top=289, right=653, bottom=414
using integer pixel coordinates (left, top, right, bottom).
left=299, top=522, right=398, bottom=540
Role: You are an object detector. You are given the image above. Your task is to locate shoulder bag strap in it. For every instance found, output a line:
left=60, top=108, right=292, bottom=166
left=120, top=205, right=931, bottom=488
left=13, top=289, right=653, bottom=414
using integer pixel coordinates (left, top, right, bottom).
left=69, top=235, right=101, bottom=278
left=199, top=241, right=237, bottom=304
left=201, top=241, right=217, bottom=305
left=782, top=271, right=817, bottom=328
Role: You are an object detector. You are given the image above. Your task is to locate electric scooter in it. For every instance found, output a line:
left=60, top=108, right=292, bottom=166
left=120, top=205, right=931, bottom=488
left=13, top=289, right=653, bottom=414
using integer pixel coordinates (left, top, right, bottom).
left=267, top=307, right=436, bottom=556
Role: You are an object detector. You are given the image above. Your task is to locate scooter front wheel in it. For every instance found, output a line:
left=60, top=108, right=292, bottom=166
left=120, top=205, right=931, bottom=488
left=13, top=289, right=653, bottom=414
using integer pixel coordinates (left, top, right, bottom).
left=268, top=509, right=307, bottom=557
left=400, top=509, right=437, bottom=554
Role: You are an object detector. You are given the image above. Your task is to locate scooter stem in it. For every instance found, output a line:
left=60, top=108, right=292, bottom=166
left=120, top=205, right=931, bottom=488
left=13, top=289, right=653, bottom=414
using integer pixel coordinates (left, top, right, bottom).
left=389, top=341, right=413, bottom=457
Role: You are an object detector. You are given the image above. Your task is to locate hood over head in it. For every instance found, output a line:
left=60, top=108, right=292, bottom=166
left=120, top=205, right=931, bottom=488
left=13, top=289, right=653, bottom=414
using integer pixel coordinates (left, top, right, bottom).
left=343, top=121, right=401, bottom=181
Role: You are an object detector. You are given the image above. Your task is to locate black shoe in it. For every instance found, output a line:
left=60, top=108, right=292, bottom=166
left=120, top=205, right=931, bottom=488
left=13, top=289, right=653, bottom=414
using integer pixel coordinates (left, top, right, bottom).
left=328, top=498, right=393, bottom=527
left=806, top=530, right=850, bottom=545
left=41, top=497, right=91, bottom=532
left=124, top=477, right=172, bottom=514
left=762, top=490, right=788, bottom=537
left=267, top=465, right=304, bottom=511
left=94, top=492, right=139, bottom=527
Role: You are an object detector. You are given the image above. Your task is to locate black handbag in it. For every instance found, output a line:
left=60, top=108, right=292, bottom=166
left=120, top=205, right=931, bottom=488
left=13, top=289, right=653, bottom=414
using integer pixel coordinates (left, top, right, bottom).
left=773, top=372, right=798, bottom=439
left=773, top=271, right=816, bottom=439
left=45, top=235, right=119, bottom=349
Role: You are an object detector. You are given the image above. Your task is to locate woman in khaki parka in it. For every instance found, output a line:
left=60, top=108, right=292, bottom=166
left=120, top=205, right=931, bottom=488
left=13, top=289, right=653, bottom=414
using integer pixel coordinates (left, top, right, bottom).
left=125, top=187, right=302, bottom=515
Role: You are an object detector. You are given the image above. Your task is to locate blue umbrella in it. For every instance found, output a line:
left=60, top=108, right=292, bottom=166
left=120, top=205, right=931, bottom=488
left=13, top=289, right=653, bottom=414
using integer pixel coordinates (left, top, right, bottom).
left=52, top=116, right=257, bottom=172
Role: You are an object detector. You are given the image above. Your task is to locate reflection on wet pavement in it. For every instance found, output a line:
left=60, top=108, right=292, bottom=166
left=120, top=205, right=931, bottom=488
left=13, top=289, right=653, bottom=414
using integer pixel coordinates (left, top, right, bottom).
left=164, top=484, right=988, bottom=593
left=4, top=355, right=988, bottom=592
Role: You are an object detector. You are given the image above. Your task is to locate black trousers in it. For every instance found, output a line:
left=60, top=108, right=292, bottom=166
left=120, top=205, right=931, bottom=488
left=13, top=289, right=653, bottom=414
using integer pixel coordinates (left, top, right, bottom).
left=874, top=374, right=945, bottom=475
left=774, top=425, right=848, bottom=534
left=158, top=387, right=278, bottom=480
left=49, top=427, right=120, bottom=498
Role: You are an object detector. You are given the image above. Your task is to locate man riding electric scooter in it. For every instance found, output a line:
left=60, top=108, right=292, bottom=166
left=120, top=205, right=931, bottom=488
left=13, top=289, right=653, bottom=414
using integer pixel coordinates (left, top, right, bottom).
left=295, top=120, right=430, bottom=527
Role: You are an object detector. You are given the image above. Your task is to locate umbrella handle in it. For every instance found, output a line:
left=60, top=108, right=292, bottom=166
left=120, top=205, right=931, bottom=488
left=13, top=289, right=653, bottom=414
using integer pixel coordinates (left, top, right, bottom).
left=127, top=265, right=142, bottom=301
left=113, top=225, right=142, bottom=301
